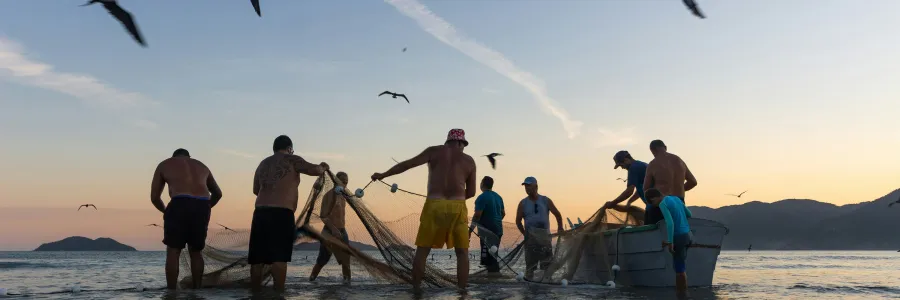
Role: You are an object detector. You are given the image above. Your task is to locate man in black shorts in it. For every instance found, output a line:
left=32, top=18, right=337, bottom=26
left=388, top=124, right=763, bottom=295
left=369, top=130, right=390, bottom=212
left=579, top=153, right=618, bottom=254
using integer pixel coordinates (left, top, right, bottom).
left=309, top=171, right=352, bottom=283
left=249, top=135, right=328, bottom=292
left=150, top=148, right=223, bottom=289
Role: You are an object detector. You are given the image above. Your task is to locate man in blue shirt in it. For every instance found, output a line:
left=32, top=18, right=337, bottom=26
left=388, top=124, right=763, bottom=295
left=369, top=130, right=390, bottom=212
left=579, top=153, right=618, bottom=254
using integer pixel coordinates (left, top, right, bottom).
left=603, top=150, right=654, bottom=224
left=644, top=187, right=693, bottom=294
left=469, top=176, right=505, bottom=275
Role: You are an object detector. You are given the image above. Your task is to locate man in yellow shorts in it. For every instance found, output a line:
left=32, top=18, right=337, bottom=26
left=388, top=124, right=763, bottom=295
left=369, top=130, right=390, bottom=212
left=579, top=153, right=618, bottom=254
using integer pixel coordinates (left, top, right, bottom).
left=371, top=128, right=477, bottom=291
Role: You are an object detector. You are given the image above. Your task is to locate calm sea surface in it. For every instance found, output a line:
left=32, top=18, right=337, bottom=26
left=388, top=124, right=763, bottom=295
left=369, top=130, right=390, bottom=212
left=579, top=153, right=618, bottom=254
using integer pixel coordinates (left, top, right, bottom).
left=0, top=251, right=898, bottom=299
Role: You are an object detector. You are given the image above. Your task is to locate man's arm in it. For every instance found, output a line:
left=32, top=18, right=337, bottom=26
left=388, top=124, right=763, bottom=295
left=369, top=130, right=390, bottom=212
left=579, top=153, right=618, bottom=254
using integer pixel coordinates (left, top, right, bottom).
left=207, top=171, right=223, bottom=208
left=625, top=192, right=641, bottom=206
left=515, top=201, right=525, bottom=235
left=252, top=165, right=261, bottom=196
left=289, top=155, right=327, bottom=176
left=643, top=162, right=655, bottom=194
left=684, top=205, right=693, bottom=219
left=683, top=162, right=698, bottom=192
left=464, top=161, right=477, bottom=199
left=607, top=185, right=636, bottom=207
left=547, top=198, right=564, bottom=233
left=149, top=164, right=166, bottom=214
left=470, top=193, right=487, bottom=233
left=659, top=199, right=675, bottom=244
left=469, top=211, right=484, bottom=234
left=374, top=147, right=433, bottom=180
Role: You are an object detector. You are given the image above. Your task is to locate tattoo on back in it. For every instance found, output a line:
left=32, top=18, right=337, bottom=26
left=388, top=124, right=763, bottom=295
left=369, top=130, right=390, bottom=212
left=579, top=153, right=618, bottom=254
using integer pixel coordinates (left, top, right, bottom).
left=257, top=155, right=303, bottom=190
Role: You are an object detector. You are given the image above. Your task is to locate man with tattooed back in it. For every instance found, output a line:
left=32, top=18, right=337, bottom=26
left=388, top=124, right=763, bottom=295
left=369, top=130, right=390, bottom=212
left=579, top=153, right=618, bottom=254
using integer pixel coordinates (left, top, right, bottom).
left=249, top=135, right=329, bottom=292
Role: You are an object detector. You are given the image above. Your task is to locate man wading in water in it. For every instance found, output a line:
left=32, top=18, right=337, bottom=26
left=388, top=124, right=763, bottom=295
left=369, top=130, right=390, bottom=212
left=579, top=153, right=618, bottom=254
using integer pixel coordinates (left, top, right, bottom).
left=371, top=128, right=477, bottom=292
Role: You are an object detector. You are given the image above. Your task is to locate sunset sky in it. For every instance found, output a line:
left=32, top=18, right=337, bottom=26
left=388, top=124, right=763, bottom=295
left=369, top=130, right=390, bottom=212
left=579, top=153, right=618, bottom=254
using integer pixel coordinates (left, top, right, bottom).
left=1, top=1, right=899, bottom=250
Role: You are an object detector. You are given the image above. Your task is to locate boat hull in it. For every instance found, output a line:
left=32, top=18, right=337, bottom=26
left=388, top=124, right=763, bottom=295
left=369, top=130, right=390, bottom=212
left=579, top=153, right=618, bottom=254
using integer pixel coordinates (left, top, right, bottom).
left=574, top=218, right=728, bottom=287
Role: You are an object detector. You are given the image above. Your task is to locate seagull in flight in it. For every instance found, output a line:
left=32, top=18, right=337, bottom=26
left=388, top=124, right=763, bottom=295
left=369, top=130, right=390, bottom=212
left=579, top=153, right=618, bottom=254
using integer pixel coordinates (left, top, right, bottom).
left=682, top=0, right=706, bottom=19
left=402, top=47, right=407, bottom=52
left=147, top=224, right=161, bottom=228
left=484, top=153, right=502, bottom=170
left=217, top=223, right=236, bottom=232
left=78, top=204, right=97, bottom=211
left=80, top=0, right=147, bottom=47
left=250, top=0, right=261, bottom=17
left=616, top=178, right=626, bottom=182
left=726, top=190, right=748, bottom=198
left=378, top=91, right=409, bottom=103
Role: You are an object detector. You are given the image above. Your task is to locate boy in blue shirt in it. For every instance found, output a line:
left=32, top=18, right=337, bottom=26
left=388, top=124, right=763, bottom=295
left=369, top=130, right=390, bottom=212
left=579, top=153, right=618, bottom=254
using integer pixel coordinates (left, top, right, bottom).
left=645, top=187, right=693, bottom=294
left=469, top=176, right=505, bottom=275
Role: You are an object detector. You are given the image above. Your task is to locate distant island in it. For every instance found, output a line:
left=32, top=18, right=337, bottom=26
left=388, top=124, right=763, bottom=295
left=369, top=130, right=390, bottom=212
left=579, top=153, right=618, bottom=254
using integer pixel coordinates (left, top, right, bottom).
left=294, top=240, right=379, bottom=251
left=689, top=189, right=900, bottom=250
left=34, top=236, right=137, bottom=251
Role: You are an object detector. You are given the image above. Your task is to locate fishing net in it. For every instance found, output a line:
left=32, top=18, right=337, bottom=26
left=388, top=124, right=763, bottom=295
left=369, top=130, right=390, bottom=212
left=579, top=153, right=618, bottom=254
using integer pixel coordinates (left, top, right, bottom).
left=178, top=170, right=644, bottom=288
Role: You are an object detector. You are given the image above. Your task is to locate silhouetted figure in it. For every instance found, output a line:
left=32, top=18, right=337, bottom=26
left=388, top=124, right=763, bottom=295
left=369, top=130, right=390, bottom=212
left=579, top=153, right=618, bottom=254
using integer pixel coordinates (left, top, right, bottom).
left=80, top=0, right=146, bottom=47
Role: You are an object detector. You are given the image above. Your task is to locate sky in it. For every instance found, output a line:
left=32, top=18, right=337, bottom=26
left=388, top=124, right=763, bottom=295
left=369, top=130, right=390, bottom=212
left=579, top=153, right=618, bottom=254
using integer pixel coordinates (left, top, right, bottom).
left=1, top=0, right=899, bottom=250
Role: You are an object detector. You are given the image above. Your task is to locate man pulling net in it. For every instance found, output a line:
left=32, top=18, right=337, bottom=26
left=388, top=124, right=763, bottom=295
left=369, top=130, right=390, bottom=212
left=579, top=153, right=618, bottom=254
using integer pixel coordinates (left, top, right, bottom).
left=370, top=128, right=477, bottom=292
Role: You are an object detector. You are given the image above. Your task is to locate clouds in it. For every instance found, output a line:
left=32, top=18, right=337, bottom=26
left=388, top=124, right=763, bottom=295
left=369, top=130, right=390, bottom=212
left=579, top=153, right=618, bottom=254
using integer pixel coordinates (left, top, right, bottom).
left=385, top=0, right=584, bottom=139
left=0, top=37, right=158, bottom=129
left=592, top=127, right=638, bottom=148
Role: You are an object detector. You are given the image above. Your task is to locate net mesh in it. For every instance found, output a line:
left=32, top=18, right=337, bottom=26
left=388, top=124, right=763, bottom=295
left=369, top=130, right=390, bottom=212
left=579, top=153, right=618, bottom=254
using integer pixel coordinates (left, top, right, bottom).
left=179, top=170, right=644, bottom=288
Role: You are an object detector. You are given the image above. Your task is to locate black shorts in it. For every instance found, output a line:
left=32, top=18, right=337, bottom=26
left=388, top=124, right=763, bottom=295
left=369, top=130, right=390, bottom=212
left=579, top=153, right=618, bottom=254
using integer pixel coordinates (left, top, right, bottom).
left=163, top=197, right=211, bottom=251
left=315, top=227, right=350, bottom=265
left=248, top=206, right=296, bottom=265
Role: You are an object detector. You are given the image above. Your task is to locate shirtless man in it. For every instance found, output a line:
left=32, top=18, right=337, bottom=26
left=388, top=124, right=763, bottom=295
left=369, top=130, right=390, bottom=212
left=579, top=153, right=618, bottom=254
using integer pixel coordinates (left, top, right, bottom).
left=371, top=128, right=477, bottom=291
left=150, top=148, right=223, bottom=289
left=642, top=140, right=697, bottom=224
left=309, top=171, right=352, bottom=283
left=249, top=135, right=329, bottom=292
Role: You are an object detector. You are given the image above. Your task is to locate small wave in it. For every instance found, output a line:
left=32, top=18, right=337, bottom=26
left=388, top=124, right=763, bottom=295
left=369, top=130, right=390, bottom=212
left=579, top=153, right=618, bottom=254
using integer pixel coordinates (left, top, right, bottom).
left=0, top=262, right=56, bottom=269
left=789, top=283, right=900, bottom=295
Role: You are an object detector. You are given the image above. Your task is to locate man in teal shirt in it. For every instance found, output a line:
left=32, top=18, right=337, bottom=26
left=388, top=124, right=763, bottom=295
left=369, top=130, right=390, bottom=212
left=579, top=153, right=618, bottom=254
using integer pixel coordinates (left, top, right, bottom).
left=645, top=187, right=693, bottom=294
left=469, top=176, right=505, bottom=274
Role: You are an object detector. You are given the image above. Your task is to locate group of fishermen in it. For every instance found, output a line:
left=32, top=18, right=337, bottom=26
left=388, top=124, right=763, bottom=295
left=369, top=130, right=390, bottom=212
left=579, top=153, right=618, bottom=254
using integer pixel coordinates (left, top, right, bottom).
left=149, top=128, right=697, bottom=293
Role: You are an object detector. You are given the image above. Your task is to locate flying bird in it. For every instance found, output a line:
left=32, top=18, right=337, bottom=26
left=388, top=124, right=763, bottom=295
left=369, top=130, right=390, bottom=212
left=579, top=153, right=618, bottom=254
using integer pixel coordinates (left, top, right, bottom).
left=147, top=224, right=161, bottom=228
left=402, top=47, right=407, bottom=52
left=484, top=153, right=502, bottom=170
left=616, top=178, right=626, bottom=182
left=748, top=244, right=752, bottom=252
left=378, top=91, right=409, bottom=103
left=682, top=0, right=706, bottom=19
left=78, top=204, right=97, bottom=211
left=726, top=190, right=748, bottom=198
left=80, top=0, right=147, bottom=47
left=889, top=196, right=900, bottom=207
left=250, top=0, right=261, bottom=17
left=217, top=223, right=236, bottom=232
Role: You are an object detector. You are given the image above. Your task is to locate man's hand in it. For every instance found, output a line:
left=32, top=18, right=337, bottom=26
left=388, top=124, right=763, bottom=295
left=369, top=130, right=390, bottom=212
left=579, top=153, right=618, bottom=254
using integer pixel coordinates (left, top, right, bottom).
left=603, top=201, right=614, bottom=209
left=318, top=162, right=330, bottom=174
left=371, top=172, right=385, bottom=181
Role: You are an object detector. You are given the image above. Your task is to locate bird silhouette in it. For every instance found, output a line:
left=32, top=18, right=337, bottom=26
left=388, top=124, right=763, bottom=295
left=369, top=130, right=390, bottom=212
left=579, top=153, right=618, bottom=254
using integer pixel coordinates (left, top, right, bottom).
left=80, top=0, right=146, bottom=47
left=250, top=0, right=261, bottom=17
left=402, top=47, right=407, bottom=52
left=748, top=244, right=752, bottom=252
left=378, top=91, right=409, bottom=103
left=682, top=0, right=706, bottom=19
left=147, top=224, right=161, bottom=228
left=217, top=223, right=236, bottom=232
left=726, top=190, right=748, bottom=198
left=484, top=153, right=502, bottom=170
left=78, top=204, right=97, bottom=211
left=616, top=178, right=626, bottom=182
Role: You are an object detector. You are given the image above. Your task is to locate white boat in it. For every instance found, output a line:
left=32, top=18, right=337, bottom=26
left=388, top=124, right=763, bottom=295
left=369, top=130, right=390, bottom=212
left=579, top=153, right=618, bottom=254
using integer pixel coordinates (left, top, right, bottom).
left=573, top=218, right=729, bottom=287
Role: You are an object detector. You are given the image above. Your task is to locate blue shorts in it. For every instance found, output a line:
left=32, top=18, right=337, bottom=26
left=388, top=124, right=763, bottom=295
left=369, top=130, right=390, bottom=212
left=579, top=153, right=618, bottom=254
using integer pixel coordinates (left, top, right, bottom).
left=672, top=232, right=693, bottom=273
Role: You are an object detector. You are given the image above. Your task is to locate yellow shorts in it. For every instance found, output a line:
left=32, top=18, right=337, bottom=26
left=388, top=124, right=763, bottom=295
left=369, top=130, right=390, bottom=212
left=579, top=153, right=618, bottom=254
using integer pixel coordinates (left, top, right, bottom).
left=415, top=199, right=469, bottom=249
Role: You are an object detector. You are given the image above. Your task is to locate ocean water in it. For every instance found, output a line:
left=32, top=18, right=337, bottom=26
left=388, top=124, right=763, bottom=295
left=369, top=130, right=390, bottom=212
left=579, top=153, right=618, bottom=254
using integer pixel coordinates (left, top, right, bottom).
left=0, top=251, right=898, bottom=299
